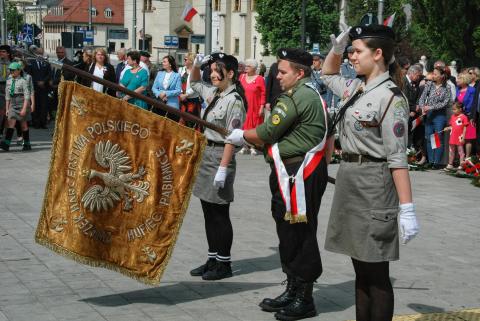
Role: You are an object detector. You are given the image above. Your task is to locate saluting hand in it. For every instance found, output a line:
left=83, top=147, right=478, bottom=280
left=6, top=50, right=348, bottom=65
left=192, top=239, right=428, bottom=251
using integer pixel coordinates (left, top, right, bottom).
left=399, top=203, right=419, bottom=244
left=330, top=22, right=351, bottom=55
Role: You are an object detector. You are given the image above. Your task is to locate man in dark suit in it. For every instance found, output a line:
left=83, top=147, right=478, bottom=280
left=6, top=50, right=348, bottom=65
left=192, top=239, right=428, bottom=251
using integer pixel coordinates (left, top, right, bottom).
left=49, top=46, right=74, bottom=120
left=403, top=64, right=424, bottom=159
left=265, top=60, right=281, bottom=117
left=27, top=47, right=51, bottom=129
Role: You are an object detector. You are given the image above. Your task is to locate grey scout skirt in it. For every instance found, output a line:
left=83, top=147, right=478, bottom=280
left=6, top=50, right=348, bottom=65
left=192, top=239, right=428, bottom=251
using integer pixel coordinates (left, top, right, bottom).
left=193, top=145, right=236, bottom=204
left=325, top=161, right=400, bottom=262
left=7, top=95, right=31, bottom=121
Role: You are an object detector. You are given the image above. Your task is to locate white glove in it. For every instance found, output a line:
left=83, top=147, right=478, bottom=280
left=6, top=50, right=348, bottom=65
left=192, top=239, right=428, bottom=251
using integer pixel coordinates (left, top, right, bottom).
left=399, top=203, right=419, bottom=244
left=194, top=54, right=211, bottom=68
left=225, top=129, right=245, bottom=146
left=213, top=166, right=227, bottom=188
left=329, top=22, right=351, bottom=55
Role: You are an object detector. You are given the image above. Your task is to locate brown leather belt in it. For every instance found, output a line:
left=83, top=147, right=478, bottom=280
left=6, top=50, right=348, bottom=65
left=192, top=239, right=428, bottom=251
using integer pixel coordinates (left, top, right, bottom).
left=282, top=156, right=304, bottom=165
left=207, top=140, right=225, bottom=147
left=341, top=153, right=386, bottom=163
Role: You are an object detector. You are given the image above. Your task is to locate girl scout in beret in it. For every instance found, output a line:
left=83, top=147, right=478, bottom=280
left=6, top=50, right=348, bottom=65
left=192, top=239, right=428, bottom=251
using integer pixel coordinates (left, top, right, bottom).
left=0, top=62, right=33, bottom=151
left=188, top=53, right=246, bottom=280
left=322, top=24, right=419, bottom=321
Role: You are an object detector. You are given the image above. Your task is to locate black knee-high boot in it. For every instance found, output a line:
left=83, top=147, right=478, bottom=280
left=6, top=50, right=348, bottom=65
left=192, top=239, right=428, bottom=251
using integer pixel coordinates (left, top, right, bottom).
left=1, top=128, right=14, bottom=151
left=22, top=130, right=31, bottom=151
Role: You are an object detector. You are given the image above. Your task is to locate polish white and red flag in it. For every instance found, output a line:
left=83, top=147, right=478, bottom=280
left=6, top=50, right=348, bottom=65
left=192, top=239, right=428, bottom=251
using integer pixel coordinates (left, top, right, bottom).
left=182, top=2, right=198, bottom=22
left=430, top=132, right=441, bottom=149
left=411, top=116, right=422, bottom=131
left=383, top=13, right=396, bottom=27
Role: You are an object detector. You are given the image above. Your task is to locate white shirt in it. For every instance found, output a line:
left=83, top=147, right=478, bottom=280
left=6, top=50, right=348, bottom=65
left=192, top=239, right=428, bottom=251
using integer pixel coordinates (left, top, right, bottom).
left=163, top=71, right=172, bottom=89
left=92, top=65, right=104, bottom=93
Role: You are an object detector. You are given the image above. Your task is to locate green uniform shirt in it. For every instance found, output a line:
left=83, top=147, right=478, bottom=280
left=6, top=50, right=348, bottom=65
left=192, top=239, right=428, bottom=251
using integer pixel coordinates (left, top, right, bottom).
left=256, top=78, right=328, bottom=161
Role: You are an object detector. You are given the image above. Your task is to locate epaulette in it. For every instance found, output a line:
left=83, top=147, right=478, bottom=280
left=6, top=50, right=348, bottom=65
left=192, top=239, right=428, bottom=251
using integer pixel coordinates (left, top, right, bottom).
left=389, top=86, right=402, bottom=95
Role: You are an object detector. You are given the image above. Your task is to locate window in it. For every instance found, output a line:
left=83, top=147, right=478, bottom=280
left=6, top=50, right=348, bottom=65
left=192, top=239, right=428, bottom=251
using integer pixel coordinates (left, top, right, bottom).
left=143, top=0, right=152, bottom=11
left=91, top=7, right=97, bottom=17
left=234, top=38, right=239, bottom=55
left=234, top=0, right=241, bottom=11
left=214, top=0, right=220, bottom=11
left=179, top=37, right=188, bottom=50
left=104, top=7, right=112, bottom=18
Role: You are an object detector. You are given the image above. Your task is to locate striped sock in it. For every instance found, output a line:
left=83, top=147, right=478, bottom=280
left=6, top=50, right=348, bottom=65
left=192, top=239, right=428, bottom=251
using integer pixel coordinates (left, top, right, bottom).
left=216, top=254, right=231, bottom=263
left=208, top=252, right=217, bottom=260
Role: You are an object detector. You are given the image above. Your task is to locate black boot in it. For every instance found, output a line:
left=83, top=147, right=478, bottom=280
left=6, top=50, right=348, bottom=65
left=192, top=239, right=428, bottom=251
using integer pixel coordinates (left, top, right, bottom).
left=190, top=258, right=216, bottom=276
left=202, top=261, right=232, bottom=280
left=274, top=281, right=316, bottom=321
left=259, top=276, right=297, bottom=312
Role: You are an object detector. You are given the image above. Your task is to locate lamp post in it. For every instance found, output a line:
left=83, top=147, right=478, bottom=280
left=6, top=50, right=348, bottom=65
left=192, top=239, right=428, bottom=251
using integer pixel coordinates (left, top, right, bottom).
left=253, top=35, right=257, bottom=59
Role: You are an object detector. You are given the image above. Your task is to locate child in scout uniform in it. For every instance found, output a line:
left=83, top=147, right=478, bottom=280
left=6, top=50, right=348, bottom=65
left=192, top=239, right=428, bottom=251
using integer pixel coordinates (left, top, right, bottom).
left=0, top=62, right=33, bottom=151
left=322, top=23, right=419, bottom=321
left=188, top=52, right=246, bottom=280
left=227, top=48, right=332, bottom=321
left=0, top=45, right=11, bottom=138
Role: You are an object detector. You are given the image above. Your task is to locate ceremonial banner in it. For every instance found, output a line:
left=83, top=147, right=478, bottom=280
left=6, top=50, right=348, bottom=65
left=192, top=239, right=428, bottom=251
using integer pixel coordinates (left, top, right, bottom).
left=35, top=82, right=206, bottom=284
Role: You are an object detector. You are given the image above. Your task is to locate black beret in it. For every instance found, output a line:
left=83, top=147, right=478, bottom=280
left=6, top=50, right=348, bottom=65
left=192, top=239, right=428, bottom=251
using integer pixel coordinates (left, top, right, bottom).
left=277, top=48, right=313, bottom=67
left=0, top=45, right=11, bottom=53
left=139, top=50, right=151, bottom=57
left=210, top=52, right=239, bottom=72
left=349, top=25, right=395, bottom=41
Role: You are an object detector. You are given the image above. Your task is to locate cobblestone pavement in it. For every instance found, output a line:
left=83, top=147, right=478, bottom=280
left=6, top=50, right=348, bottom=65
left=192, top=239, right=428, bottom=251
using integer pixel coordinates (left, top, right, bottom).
left=0, top=126, right=478, bottom=321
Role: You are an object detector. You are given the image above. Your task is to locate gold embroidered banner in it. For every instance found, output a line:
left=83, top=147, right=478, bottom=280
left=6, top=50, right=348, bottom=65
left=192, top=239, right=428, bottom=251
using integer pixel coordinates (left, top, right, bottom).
left=35, top=82, right=206, bottom=284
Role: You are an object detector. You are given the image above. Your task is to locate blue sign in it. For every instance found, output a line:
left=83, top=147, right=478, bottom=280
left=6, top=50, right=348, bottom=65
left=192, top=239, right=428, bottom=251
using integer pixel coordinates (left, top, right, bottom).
left=164, top=35, right=178, bottom=47
left=312, top=43, right=320, bottom=53
left=24, top=34, right=33, bottom=44
left=85, top=30, right=94, bottom=43
left=17, top=33, right=23, bottom=42
left=23, top=24, right=33, bottom=35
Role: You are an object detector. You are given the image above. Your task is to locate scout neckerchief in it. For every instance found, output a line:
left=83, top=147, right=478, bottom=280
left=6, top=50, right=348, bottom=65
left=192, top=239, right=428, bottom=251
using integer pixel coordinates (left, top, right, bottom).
left=199, top=87, right=241, bottom=133
left=267, top=82, right=328, bottom=224
left=9, top=77, right=16, bottom=96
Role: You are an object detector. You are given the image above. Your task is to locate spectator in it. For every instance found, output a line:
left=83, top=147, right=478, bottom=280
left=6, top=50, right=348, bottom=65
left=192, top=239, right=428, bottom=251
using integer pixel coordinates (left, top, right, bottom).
left=87, top=48, right=116, bottom=97
left=456, top=72, right=477, bottom=159
left=265, top=60, right=281, bottom=120
left=139, top=50, right=158, bottom=95
left=75, top=47, right=93, bottom=87
left=310, top=52, right=328, bottom=102
left=49, top=46, right=74, bottom=120
left=418, top=66, right=451, bottom=169
left=178, top=53, right=202, bottom=128
left=26, top=47, right=51, bottom=129
left=444, top=102, right=468, bottom=171
left=0, top=45, right=12, bottom=138
left=115, top=48, right=127, bottom=83
left=239, top=58, right=266, bottom=155
left=152, top=55, right=182, bottom=121
left=119, top=51, right=149, bottom=109
left=258, top=59, right=267, bottom=77
left=403, top=64, right=424, bottom=161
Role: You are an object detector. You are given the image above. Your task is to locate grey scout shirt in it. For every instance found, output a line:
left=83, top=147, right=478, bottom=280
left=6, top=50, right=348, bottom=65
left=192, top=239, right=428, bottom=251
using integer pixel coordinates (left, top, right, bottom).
left=5, top=75, right=32, bottom=101
left=190, top=81, right=245, bottom=142
left=323, top=71, right=408, bottom=169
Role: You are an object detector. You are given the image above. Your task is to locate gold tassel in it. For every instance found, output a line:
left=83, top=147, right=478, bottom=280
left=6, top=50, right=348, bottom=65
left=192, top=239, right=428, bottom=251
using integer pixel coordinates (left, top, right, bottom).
left=289, top=214, right=308, bottom=224
left=283, top=211, right=292, bottom=221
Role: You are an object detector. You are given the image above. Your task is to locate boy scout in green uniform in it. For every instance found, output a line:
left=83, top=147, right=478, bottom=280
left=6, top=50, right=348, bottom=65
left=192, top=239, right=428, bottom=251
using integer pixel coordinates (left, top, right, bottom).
left=227, top=48, right=332, bottom=321
left=0, top=45, right=11, bottom=137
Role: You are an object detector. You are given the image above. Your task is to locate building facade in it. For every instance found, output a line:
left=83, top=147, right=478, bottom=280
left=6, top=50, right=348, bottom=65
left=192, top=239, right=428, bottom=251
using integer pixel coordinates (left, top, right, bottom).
left=42, top=0, right=124, bottom=56
left=123, top=0, right=268, bottom=64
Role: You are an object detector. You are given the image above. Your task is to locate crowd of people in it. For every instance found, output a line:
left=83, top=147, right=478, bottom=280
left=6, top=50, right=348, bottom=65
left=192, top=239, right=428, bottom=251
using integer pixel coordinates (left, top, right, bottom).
left=0, top=27, right=478, bottom=320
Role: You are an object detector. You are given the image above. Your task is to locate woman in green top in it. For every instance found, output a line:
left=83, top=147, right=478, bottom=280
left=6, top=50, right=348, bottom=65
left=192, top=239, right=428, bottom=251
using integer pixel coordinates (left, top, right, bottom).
left=120, top=51, right=149, bottom=109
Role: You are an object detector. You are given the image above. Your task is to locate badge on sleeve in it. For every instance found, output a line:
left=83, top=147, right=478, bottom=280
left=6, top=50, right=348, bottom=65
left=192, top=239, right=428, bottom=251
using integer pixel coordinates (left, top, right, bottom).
left=272, top=114, right=281, bottom=125
left=393, top=122, right=405, bottom=137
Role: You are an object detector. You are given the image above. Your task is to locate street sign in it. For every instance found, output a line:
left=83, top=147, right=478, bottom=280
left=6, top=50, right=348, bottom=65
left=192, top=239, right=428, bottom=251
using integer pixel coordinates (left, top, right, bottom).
left=84, top=30, right=94, bottom=43
left=312, top=43, right=320, bottom=53
left=22, top=24, right=33, bottom=35
left=191, top=34, right=205, bottom=44
left=17, top=32, right=23, bottom=42
left=164, top=35, right=179, bottom=47
left=24, top=34, right=33, bottom=44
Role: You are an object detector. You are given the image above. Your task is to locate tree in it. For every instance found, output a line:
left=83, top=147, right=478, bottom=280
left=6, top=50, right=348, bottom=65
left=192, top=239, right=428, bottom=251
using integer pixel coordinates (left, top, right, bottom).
left=256, top=0, right=339, bottom=55
left=6, top=3, right=23, bottom=42
left=347, top=0, right=480, bottom=67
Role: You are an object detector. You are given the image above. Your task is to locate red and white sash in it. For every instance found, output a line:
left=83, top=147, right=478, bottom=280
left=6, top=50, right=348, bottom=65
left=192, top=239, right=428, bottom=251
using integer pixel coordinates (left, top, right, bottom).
left=268, top=84, right=328, bottom=223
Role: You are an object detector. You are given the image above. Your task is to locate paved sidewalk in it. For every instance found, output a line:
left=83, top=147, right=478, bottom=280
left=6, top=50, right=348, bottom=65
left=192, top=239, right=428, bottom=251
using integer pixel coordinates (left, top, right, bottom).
left=0, top=126, right=479, bottom=321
